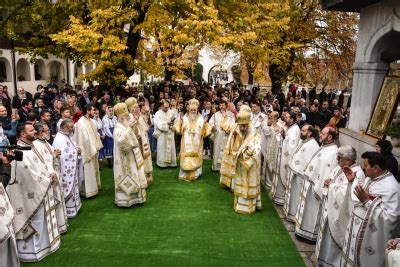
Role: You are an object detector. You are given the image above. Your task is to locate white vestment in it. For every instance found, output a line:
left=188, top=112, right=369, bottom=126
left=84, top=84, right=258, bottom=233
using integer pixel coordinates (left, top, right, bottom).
left=295, top=143, right=338, bottom=241
left=52, top=132, right=82, bottom=218
left=73, top=116, right=103, bottom=198
left=251, top=112, right=267, bottom=133
left=260, top=124, right=281, bottom=191
left=153, top=109, right=177, bottom=167
left=316, top=164, right=365, bottom=266
left=7, top=141, right=60, bottom=262
left=209, top=110, right=235, bottom=171
left=0, top=183, right=19, bottom=267
left=386, top=241, right=400, bottom=267
left=129, top=114, right=153, bottom=184
left=113, top=122, right=147, bottom=207
left=283, top=138, right=319, bottom=221
left=272, top=124, right=300, bottom=205
left=341, top=172, right=400, bottom=267
left=34, top=139, right=68, bottom=234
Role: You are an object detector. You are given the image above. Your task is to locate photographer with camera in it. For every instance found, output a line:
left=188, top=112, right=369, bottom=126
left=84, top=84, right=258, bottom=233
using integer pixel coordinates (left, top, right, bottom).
left=0, top=149, right=20, bottom=267
left=6, top=122, right=61, bottom=262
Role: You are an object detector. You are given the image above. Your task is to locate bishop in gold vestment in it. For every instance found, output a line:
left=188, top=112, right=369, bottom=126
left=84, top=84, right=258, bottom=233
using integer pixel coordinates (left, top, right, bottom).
left=232, top=110, right=262, bottom=214
left=174, top=99, right=211, bottom=182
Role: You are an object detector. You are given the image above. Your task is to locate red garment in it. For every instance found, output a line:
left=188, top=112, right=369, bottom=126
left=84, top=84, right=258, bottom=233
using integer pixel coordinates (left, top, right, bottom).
left=72, top=111, right=82, bottom=123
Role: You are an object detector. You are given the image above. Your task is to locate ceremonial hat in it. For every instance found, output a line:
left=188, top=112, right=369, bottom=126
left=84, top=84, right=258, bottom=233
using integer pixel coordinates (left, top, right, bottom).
left=237, top=110, right=251, bottom=125
left=114, top=103, right=129, bottom=118
left=187, top=98, right=200, bottom=109
left=125, top=97, right=138, bottom=110
left=239, top=104, right=251, bottom=113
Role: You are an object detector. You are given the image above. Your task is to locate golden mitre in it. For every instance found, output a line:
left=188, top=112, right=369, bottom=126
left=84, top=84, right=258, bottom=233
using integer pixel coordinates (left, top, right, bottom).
left=237, top=110, right=251, bottom=125
left=239, top=104, right=251, bottom=113
left=125, top=97, right=138, bottom=110
left=187, top=98, right=200, bottom=109
left=114, top=103, right=129, bottom=117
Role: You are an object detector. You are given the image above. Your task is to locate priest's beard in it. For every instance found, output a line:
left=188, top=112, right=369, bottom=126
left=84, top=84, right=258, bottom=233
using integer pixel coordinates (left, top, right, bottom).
left=300, top=133, right=308, bottom=140
left=39, top=134, right=51, bottom=141
left=188, top=113, right=196, bottom=121
left=120, top=117, right=130, bottom=128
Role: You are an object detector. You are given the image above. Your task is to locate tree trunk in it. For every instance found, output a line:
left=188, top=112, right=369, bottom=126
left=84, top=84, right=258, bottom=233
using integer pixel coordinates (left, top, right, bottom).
left=268, top=49, right=297, bottom=95
left=164, top=69, right=174, bottom=81
left=248, top=71, right=254, bottom=86
left=125, top=3, right=151, bottom=77
left=268, top=63, right=283, bottom=95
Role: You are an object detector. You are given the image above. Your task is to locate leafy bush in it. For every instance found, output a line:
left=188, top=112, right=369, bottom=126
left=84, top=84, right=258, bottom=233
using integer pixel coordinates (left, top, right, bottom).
left=387, top=122, right=400, bottom=138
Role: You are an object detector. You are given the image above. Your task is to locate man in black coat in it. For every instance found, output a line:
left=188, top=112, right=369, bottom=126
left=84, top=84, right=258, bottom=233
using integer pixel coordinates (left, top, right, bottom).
left=12, top=87, right=33, bottom=109
left=306, top=103, right=327, bottom=127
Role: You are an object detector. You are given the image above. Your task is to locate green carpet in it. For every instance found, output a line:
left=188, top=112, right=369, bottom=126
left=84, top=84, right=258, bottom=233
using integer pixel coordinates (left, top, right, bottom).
left=24, top=160, right=304, bottom=267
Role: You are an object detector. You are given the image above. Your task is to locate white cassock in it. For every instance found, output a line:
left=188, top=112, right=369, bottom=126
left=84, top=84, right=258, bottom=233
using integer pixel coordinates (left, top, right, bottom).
left=52, top=132, right=82, bottom=218
left=34, top=139, right=68, bottom=234
left=283, top=138, right=319, bottom=222
left=0, top=183, right=19, bottom=267
left=272, top=123, right=300, bottom=205
left=341, top=171, right=400, bottom=267
left=295, top=143, right=338, bottom=241
left=7, top=141, right=60, bottom=262
left=113, top=122, right=147, bottom=207
left=316, top=164, right=365, bottom=266
left=74, top=116, right=103, bottom=198
left=386, top=240, right=400, bottom=267
left=153, top=109, right=177, bottom=168
left=260, top=124, right=281, bottom=191
left=209, top=110, right=235, bottom=171
left=251, top=112, right=267, bottom=133
left=174, top=114, right=211, bottom=182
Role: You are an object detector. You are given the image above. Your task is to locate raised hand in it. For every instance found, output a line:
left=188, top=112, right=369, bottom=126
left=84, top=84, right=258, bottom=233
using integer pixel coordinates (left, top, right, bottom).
left=354, top=185, right=370, bottom=203
left=342, top=166, right=356, bottom=183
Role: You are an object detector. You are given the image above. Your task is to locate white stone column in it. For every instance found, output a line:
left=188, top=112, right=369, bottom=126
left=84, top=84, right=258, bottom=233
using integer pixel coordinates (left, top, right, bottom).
left=348, top=62, right=389, bottom=132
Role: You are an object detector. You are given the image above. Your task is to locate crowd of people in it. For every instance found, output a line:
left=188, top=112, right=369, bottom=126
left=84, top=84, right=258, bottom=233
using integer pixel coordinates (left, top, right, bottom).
left=0, top=80, right=399, bottom=267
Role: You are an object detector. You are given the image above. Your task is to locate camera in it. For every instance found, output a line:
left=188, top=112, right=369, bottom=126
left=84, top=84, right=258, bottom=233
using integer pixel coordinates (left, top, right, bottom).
left=0, top=145, right=31, bottom=161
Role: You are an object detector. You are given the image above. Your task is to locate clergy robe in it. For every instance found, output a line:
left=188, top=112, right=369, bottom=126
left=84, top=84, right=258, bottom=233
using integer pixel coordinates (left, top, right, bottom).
left=113, top=122, right=147, bottom=207
left=7, top=141, right=60, bottom=262
left=73, top=116, right=103, bottom=198
left=272, top=123, right=300, bottom=205
left=295, top=143, right=338, bottom=241
left=129, top=114, right=153, bottom=184
left=316, top=164, right=365, bottom=266
left=341, top=171, right=400, bottom=267
left=174, top=114, right=211, bottom=182
left=251, top=112, right=267, bottom=133
left=153, top=109, right=177, bottom=168
left=233, top=127, right=262, bottom=214
left=52, top=132, right=82, bottom=218
left=260, top=124, right=281, bottom=191
left=386, top=240, right=400, bottom=267
left=283, top=138, right=319, bottom=222
left=34, top=139, right=68, bottom=234
left=0, top=183, right=19, bottom=267
left=209, top=110, right=235, bottom=171
left=220, top=124, right=242, bottom=190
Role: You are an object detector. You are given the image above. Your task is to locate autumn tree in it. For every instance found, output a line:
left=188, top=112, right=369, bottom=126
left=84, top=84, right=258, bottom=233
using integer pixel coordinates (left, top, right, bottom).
left=141, top=0, right=223, bottom=81
left=0, top=1, right=152, bottom=86
left=216, top=1, right=293, bottom=86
